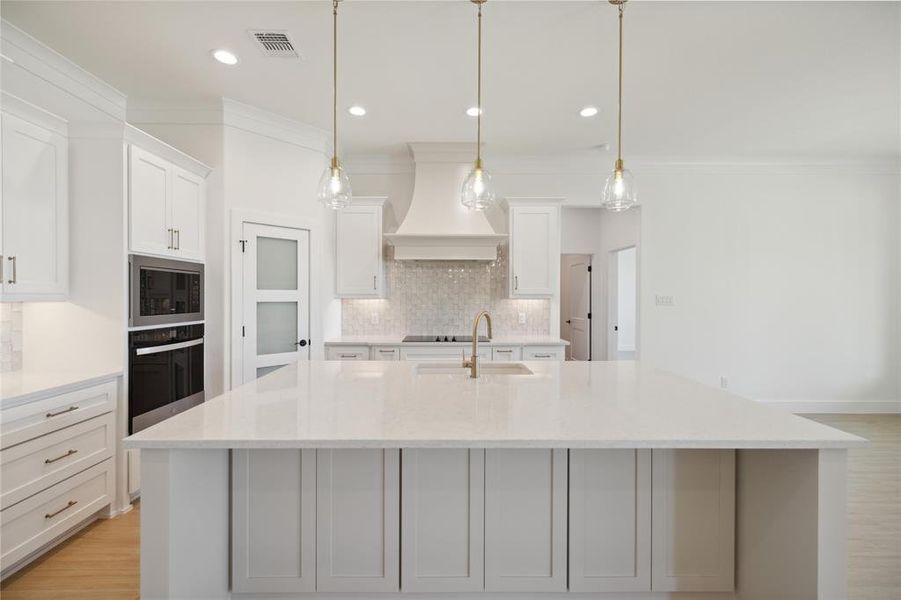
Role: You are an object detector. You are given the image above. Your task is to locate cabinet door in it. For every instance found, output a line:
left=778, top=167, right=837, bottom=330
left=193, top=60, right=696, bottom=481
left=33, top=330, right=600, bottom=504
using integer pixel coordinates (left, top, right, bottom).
left=1, top=112, right=68, bottom=300
left=317, top=449, right=399, bottom=592
left=170, top=167, right=205, bottom=261
left=232, top=450, right=316, bottom=593
left=128, top=145, right=172, bottom=257
left=336, top=205, right=382, bottom=297
left=509, top=205, right=557, bottom=297
left=570, top=449, right=651, bottom=592
left=402, top=449, right=484, bottom=592
left=485, top=449, right=567, bottom=592
left=652, top=449, right=735, bottom=592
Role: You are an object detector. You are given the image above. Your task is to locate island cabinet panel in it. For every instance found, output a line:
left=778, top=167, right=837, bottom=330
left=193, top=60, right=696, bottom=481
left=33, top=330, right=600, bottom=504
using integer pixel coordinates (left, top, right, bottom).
left=651, top=449, right=736, bottom=592
left=401, top=449, right=485, bottom=592
left=316, top=449, right=400, bottom=592
left=484, top=449, right=567, bottom=592
left=569, top=449, right=652, bottom=592
left=231, top=450, right=316, bottom=593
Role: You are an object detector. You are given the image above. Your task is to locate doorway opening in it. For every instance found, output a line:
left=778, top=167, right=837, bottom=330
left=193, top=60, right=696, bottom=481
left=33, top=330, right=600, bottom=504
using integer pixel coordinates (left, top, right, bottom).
left=607, top=245, right=637, bottom=360
left=560, top=254, right=592, bottom=360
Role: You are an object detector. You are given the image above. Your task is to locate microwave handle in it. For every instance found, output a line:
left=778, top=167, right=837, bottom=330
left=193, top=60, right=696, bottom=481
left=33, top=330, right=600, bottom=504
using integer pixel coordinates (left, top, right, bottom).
left=135, top=338, right=204, bottom=356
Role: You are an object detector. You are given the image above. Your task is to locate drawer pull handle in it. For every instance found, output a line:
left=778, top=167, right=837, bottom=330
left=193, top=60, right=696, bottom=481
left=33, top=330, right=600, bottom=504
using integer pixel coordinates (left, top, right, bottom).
left=378, top=349, right=394, bottom=353
left=339, top=354, right=358, bottom=358
left=44, top=449, right=78, bottom=464
left=46, top=406, right=79, bottom=418
left=496, top=350, right=512, bottom=353
left=534, top=354, right=552, bottom=358
left=45, top=500, right=78, bottom=519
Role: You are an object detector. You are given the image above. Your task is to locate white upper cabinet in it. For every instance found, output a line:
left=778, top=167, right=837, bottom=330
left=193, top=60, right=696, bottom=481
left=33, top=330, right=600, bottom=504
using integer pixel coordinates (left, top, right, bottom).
left=335, top=197, right=384, bottom=298
left=506, top=199, right=561, bottom=298
left=0, top=108, right=68, bottom=302
left=128, top=145, right=206, bottom=262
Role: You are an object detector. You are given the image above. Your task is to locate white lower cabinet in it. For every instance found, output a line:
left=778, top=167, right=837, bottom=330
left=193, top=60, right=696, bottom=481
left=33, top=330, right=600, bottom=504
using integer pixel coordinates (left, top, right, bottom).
left=651, top=449, right=736, bottom=592
left=569, top=449, right=652, bottom=592
left=232, top=449, right=316, bottom=593
left=401, top=449, right=484, bottom=592
left=484, top=449, right=567, bottom=592
left=325, top=346, right=368, bottom=360
left=316, top=449, right=400, bottom=592
left=371, top=346, right=399, bottom=360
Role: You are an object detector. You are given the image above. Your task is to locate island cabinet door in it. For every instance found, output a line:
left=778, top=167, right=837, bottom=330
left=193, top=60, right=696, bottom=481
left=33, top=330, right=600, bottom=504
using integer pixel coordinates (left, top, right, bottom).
left=484, top=449, right=567, bottom=592
left=316, top=449, right=400, bottom=592
left=401, top=449, right=485, bottom=592
left=569, top=449, right=652, bottom=592
left=231, top=449, right=316, bottom=593
left=651, top=449, right=736, bottom=592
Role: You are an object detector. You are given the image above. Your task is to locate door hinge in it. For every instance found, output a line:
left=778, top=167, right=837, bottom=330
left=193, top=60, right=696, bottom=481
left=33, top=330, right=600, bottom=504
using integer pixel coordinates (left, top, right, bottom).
left=587, top=312, right=592, bottom=319
left=242, top=326, right=245, bottom=337
left=239, top=239, right=247, bottom=252
left=587, top=265, right=592, bottom=272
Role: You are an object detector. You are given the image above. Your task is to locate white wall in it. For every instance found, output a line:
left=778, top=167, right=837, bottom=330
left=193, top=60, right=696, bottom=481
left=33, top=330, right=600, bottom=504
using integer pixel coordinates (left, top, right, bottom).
left=22, top=134, right=127, bottom=373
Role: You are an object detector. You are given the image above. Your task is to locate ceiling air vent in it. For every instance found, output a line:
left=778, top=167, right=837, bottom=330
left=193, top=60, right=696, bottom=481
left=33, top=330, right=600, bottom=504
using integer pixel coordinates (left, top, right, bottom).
left=248, top=30, right=300, bottom=59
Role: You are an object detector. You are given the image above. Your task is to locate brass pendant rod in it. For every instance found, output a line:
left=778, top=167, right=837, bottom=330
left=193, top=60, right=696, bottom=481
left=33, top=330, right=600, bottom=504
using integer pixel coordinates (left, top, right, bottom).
left=476, top=1, right=483, bottom=165
left=616, top=2, right=623, bottom=167
left=332, top=0, right=339, bottom=162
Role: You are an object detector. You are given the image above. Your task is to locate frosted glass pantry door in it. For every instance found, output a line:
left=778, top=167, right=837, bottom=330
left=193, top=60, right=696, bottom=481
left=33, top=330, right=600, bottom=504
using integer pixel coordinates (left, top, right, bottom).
left=242, top=223, right=310, bottom=382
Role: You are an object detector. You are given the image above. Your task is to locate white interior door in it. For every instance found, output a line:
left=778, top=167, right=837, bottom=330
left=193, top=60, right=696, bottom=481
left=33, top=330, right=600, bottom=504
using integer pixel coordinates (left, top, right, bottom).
left=242, top=223, right=310, bottom=382
left=562, top=255, right=591, bottom=361
left=607, top=246, right=637, bottom=360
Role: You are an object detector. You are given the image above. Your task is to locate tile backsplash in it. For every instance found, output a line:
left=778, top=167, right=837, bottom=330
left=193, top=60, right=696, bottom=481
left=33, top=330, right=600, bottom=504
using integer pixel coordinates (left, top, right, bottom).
left=342, top=245, right=550, bottom=336
left=1, top=302, right=23, bottom=372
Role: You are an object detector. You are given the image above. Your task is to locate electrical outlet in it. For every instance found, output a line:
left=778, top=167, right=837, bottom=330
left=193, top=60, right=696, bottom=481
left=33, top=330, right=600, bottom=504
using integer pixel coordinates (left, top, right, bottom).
left=655, top=295, right=675, bottom=307
left=518, top=312, right=526, bottom=325
left=720, top=376, right=728, bottom=389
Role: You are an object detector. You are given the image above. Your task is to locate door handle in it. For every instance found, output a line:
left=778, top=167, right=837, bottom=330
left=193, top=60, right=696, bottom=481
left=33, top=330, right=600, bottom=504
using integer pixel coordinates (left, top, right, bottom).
left=175, top=229, right=180, bottom=250
left=167, top=228, right=173, bottom=250
left=7, top=256, right=16, bottom=284
left=296, top=339, right=308, bottom=347
left=565, top=319, right=571, bottom=324
left=614, top=325, right=619, bottom=331
left=373, top=275, right=377, bottom=290
left=514, top=275, right=519, bottom=290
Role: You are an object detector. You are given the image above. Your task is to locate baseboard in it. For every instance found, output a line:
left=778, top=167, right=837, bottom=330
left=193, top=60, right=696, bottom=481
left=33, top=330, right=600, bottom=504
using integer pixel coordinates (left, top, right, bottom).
left=757, top=399, right=901, bottom=414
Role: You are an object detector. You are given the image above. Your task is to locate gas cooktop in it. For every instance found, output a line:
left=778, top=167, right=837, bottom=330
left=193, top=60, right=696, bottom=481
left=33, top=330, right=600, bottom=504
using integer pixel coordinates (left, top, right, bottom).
left=403, top=335, right=490, bottom=343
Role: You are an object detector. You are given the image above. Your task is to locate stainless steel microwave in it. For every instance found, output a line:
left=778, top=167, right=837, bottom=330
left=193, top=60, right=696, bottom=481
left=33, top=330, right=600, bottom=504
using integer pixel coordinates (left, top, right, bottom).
left=129, top=255, right=204, bottom=328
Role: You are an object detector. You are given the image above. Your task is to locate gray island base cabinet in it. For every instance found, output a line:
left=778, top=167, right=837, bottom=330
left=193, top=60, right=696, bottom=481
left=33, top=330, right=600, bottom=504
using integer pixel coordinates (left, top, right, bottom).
left=227, top=448, right=735, bottom=597
left=128, top=360, right=859, bottom=600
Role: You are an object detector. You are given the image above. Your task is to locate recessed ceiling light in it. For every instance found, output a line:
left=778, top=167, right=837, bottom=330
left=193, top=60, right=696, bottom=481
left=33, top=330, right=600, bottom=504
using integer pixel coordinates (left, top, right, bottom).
left=348, top=105, right=366, bottom=117
left=579, top=106, right=599, bottom=117
left=466, top=106, right=482, bottom=117
left=212, top=49, right=238, bottom=65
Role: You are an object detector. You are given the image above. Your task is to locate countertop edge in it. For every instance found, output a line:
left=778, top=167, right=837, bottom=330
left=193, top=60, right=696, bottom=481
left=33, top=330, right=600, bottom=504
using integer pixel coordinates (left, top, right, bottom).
left=1, top=370, right=124, bottom=408
left=324, top=338, right=570, bottom=346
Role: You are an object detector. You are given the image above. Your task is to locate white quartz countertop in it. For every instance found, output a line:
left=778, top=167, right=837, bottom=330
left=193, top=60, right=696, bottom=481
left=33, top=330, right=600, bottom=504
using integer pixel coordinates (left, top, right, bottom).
left=1, top=368, right=122, bottom=406
left=125, top=361, right=864, bottom=450
left=325, top=336, right=569, bottom=346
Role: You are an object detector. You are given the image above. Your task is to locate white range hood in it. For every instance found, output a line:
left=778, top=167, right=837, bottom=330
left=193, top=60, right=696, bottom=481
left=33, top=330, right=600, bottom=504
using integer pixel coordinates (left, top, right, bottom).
left=384, top=143, right=506, bottom=260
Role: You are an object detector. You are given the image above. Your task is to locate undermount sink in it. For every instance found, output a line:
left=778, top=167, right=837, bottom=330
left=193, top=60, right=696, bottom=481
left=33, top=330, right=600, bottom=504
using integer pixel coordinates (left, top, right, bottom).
left=414, top=362, right=534, bottom=376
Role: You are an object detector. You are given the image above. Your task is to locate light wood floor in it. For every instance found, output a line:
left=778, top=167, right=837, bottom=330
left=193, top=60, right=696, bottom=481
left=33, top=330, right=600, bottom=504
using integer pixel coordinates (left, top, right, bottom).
left=0, top=415, right=898, bottom=599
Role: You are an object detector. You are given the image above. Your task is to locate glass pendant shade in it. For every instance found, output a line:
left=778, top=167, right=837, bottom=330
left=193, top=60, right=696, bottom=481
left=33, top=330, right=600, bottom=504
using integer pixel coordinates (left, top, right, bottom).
left=318, top=159, right=352, bottom=209
left=601, top=166, right=637, bottom=212
left=461, top=162, right=496, bottom=210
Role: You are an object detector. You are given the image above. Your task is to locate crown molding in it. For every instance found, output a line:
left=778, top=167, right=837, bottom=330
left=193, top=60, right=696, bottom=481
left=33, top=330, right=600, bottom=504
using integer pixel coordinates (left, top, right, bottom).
left=1, top=19, right=127, bottom=121
left=125, top=123, right=212, bottom=177
left=127, top=98, right=331, bottom=155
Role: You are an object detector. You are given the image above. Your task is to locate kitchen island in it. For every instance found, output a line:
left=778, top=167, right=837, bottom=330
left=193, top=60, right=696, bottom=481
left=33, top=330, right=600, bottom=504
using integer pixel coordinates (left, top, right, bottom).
left=125, top=360, right=863, bottom=600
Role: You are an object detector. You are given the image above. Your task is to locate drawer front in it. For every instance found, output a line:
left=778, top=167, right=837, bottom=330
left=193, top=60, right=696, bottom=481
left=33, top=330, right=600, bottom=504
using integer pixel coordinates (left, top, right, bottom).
left=1, top=413, right=115, bottom=510
left=491, top=346, right=522, bottom=362
left=523, top=346, right=565, bottom=361
left=326, top=346, right=369, bottom=361
left=371, top=346, right=399, bottom=361
left=1, top=459, right=112, bottom=571
left=1, top=381, right=117, bottom=450
left=400, top=347, right=465, bottom=362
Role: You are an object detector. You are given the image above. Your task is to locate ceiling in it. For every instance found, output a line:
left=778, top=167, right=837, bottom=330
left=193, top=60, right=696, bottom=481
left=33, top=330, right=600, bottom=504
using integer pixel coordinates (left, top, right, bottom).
left=3, top=1, right=899, bottom=160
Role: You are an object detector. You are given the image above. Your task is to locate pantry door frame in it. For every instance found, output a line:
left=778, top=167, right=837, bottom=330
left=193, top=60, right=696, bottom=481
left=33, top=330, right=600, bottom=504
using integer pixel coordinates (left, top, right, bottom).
left=230, top=209, right=322, bottom=389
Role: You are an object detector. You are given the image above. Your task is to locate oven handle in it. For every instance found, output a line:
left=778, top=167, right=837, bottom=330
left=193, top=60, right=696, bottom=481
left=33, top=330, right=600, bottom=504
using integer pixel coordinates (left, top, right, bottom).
left=135, top=338, right=204, bottom=356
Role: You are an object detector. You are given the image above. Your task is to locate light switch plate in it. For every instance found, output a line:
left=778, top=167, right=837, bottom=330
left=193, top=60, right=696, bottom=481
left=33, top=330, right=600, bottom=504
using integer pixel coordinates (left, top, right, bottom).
left=655, top=295, right=675, bottom=307
left=518, top=312, right=526, bottom=324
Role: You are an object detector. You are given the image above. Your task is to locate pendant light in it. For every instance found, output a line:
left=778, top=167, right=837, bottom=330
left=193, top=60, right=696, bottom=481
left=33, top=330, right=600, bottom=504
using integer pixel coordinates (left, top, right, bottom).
left=461, top=0, right=496, bottom=211
left=602, top=0, right=637, bottom=212
left=318, top=0, right=352, bottom=209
